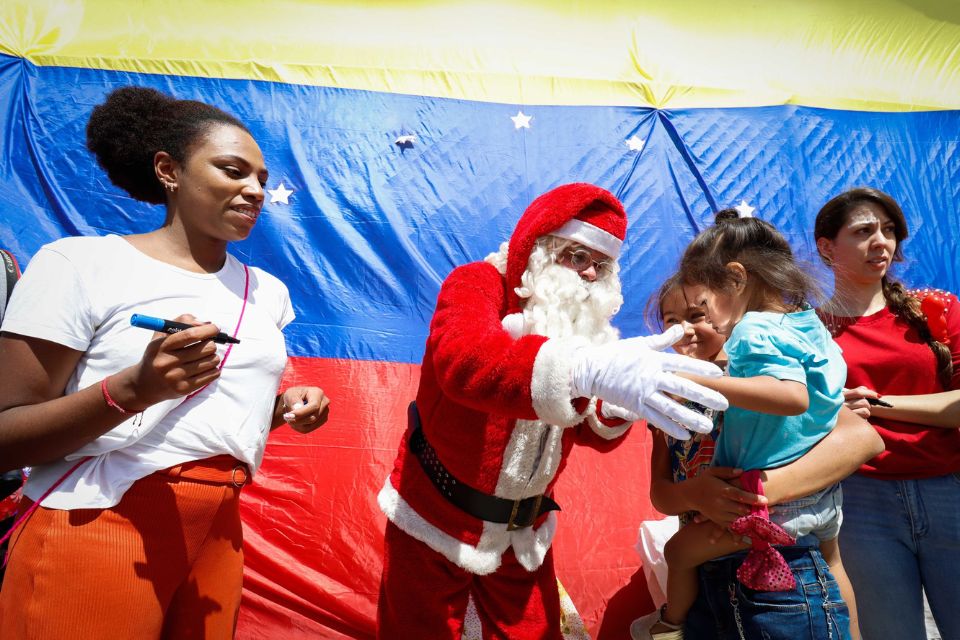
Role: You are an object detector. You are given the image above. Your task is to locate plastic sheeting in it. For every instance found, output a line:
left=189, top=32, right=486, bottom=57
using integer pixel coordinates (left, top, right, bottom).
left=3, top=0, right=960, bottom=110
left=1, top=3, right=960, bottom=639
left=237, top=356, right=658, bottom=639
left=2, top=59, right=958, bottom=365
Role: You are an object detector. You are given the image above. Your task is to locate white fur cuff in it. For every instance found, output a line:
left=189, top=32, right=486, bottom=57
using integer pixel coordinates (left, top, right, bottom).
left=530, top=336, right=591, bottom=427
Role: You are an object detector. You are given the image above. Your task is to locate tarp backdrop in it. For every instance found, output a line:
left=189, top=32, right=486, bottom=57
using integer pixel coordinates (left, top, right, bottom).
left=2, top=2, right=959, bottom=638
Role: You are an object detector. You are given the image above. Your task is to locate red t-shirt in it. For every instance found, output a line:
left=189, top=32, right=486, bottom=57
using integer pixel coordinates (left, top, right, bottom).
left=819, top=290, right=960, bottom=479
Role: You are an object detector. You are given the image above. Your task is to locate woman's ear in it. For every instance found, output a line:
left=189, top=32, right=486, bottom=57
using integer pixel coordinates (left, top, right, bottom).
left=154, top=151, right=179, bottom=193
left=725, top=261, right=748, bottom=291
left=816, top=237, right=834, bottom=265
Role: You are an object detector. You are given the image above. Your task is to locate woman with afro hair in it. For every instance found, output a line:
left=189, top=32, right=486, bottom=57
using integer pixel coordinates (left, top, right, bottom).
left=0, top=86, right=329, bottom=639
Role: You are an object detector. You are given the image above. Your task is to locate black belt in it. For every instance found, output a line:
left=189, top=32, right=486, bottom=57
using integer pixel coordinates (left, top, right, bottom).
left=407, top=402, right=560, bottom=531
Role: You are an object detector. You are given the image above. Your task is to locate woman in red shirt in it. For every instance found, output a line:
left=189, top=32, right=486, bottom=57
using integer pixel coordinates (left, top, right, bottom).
left=815, top=187, right=960, bottom=640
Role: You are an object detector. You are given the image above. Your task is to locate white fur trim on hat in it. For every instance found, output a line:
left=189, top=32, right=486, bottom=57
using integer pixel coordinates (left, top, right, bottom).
left=530, top=336, right=592, bottom=427
left=551, top=218, right=622, bottom=258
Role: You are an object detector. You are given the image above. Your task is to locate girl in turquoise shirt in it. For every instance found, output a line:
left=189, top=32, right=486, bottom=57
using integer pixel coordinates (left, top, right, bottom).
left=639, top=210, right=858, bottom=640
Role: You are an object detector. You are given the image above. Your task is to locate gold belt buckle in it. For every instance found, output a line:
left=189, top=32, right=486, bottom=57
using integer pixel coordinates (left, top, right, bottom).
left=506, top=494, right=543, bottom=531
left=231, top=465, right=248, bottom=488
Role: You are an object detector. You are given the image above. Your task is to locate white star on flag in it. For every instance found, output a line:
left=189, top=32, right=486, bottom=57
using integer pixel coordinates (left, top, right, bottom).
left=511, top=111, right=532, bottom=129
left=268, top=182, right=293, bottom=205
left=625, top=135, right=645, bottom=152
left=734, top=200, right=755, bottom=217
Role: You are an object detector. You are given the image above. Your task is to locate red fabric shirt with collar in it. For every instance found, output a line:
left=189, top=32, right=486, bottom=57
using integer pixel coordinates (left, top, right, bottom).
left=820, top=290, right=960, bottom=479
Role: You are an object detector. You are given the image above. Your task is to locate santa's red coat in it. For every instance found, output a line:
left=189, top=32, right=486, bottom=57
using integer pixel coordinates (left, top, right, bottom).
left=378, top=259, right=631, bottom=575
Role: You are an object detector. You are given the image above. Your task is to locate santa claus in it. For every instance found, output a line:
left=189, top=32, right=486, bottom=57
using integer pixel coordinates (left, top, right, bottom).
left=377, top=183, right=726, bottom=639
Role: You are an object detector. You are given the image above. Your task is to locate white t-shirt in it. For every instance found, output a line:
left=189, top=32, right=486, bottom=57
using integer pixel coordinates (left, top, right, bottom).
left=1, top=234, right=294, bottom=509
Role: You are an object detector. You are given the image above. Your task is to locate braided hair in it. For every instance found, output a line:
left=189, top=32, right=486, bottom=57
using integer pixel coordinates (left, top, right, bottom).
left=815, top=187, right=953, bottom=388
left=86, top=86, right=249, bottom=205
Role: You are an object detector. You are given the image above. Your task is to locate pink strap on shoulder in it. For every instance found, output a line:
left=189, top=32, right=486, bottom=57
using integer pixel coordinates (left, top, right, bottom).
left=185, top=264, right=250, bottom=400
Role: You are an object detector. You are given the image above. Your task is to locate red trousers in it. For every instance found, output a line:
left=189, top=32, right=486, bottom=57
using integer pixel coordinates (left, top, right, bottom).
left=377, top=521, right=562, bottom=640
left=0, top=456, right=247, bottom=640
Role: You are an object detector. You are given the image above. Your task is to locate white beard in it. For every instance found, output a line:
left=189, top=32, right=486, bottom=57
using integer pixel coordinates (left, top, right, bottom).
left=487, top=239, right=622, bottom=344
left=519, top=260, right=621, bottom=343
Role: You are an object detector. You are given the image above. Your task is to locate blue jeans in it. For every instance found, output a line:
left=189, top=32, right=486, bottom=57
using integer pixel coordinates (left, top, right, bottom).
left=686, top=542, right=850, bottom=640
left=839, top=472, right=960, bottom=640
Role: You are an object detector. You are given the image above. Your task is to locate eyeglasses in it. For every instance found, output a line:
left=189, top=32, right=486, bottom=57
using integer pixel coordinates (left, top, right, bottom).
left=556, top=248, right=611, bottom=276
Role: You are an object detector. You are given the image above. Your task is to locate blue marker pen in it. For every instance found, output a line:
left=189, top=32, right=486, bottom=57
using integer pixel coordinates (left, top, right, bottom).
left=130, top=314, right=240, bottom=344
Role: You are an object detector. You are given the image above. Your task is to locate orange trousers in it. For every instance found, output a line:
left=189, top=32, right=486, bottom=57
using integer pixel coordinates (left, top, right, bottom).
left=0, top=456, right=248, bottom=640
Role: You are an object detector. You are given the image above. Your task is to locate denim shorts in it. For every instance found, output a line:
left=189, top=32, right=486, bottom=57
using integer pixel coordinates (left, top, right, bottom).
left=686, top=543, right=851, bottom=640
left=772, top=482, right=842, bottom=541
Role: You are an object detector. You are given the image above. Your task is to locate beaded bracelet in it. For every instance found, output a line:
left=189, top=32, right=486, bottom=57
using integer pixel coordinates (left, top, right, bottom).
left=101, top=376, right=136, bottom=415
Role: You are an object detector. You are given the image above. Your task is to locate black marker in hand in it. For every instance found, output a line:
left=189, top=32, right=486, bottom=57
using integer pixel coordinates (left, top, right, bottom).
left=130, top=314, right=240, bottom=344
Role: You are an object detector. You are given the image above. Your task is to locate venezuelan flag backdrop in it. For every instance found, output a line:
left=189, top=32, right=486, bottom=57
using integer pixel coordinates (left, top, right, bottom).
left=2, top=2, right=960, bottom=638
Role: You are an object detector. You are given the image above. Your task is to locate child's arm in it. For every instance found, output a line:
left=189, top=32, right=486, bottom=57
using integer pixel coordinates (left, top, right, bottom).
left=649, top=433, right=765, bottom=526
left=762, top=406, right=883, bottom=504
left=682, top=373, right=808, bottom=416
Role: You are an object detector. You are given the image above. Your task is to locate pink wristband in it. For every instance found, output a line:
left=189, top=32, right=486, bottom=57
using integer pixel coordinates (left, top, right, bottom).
left=101, top=377, right=136, bottom=415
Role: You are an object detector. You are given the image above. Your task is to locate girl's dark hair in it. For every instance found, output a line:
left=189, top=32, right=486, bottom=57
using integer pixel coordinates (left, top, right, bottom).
left=85, top=86, right=249, bottom=204
left=645, top=272, right=683, bottom=332
left=678, top=208, right=819, bottom=309
left=815, top=187, right=952, bottom=388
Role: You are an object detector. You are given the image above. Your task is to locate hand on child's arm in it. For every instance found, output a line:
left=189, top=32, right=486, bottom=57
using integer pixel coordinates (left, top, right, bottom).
left=683, top=467, right=766, bottom=526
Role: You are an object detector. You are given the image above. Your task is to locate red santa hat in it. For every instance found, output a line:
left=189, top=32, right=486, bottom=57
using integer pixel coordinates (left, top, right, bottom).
left=504, top=183, right=627, bottom=314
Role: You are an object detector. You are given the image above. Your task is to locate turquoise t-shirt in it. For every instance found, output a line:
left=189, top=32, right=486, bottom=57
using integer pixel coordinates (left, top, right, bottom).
left=713, top=308, right=846, bottom=470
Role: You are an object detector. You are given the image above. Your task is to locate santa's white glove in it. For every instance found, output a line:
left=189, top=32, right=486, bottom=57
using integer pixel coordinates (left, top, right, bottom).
left=571, top=325, right=728, bottom=440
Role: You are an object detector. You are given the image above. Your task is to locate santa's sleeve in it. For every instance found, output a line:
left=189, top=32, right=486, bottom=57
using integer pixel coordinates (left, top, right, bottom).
left=428, top=262, right=590, bottom=427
